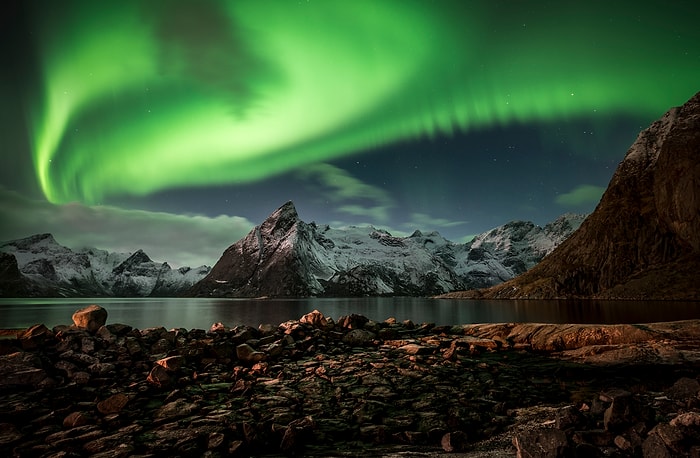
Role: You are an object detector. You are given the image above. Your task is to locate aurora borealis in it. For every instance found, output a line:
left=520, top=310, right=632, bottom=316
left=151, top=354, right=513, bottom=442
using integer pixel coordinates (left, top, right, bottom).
left=2, top=0, right=699, bottom=267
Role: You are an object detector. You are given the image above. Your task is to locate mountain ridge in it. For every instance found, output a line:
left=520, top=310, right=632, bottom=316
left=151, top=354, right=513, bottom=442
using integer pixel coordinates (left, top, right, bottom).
left=0, top=235, right=211, bottom=297
left=442, top=91, right=700, bottom=300
left=187, top=202, right=583, bottom=298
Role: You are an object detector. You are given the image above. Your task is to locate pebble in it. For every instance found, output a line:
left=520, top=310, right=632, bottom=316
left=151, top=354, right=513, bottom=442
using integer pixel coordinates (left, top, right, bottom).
left=1, top=309, right=699, bottom=456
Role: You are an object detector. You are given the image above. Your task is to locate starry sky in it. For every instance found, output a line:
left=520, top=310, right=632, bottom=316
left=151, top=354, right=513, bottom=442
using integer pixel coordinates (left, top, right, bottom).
left=1, top=0, right=699, bottom=268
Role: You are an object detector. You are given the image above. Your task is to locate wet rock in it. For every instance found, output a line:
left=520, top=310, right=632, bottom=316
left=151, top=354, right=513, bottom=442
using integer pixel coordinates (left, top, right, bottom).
left=300, top=309, right=330, bottom=328
left=441, top=430, right=469, bottom=452
left=642, top=434, right=672, bottom=458
left=3, top=309, right=700, bottom=457
left=399, top=343, right=434, bottom=355
left=63, top=412, right=90, bottom=428
left=0, top=351, right=48, bottom=387
left=665, top=376, right=700, bottom=401
left=280, top=416, right=315, bottom=452
left=513, top=428, right=570, bottom=457
left=155, top=355, right=185, bottom=372
left=341, top=329, right=375, bottom=346
left=236, top=343, right=266, bottom=363
left=155, top=399, right=198, bottom=420
left=72, top=304, right=108, bottom=333
left=96, top=393, right=129, bottom=415
left=147, top=364, right=172, bottom=387
left=17, top=324, right=53, bottom=350
left=555, top=405, right=585, bottom=431
left=602, top=389, right=648, bottom=432
left=0, top=423, right=21, bottom=446
left=337, top=314, right=369, bottom=330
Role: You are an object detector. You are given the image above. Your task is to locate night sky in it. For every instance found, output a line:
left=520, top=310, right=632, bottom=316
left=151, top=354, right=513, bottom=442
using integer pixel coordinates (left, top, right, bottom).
left=1, top=0, right=698, bottom=268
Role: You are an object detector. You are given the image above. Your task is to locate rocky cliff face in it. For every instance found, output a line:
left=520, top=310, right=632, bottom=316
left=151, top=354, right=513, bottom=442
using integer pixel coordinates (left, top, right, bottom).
left=0, top=234, right=211, bottom=297
left=451, top=91, right=700, bottom=300
left=187, top=202, right=582, bottom=298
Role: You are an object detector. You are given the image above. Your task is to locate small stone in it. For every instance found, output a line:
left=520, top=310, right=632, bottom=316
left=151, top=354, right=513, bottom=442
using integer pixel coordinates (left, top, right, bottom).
left=300, top=310, right=329, bottom=328
left=155, top=399, right=198, bottom=420
left=341, top=329, right=375, bottom=347
left=236, top=343, right=266, bottom=364
left=258, top=323, right=276, bottom=336
left=18, top=324, right=53, bottom=350
left=147, top=364, right=172, bottom=387
left=642, top=434, right=672, bottom=458
left=209, top=322, right=228, bottom=333
left=337, top=314, right=369, bottom=330
left=97, top=393, right=130, bottom=415
left=669, top=411, right=700, bottom=428
left=399, top=343, right=433, bottom=355
left=72, top=371, right=91, bottom=384
left=63, top=412, right=89, bottom=428
left=72, top=305, right=108, bottom=333
left=513, top=428, right=570, bottom=458
left=280, top=416, right=315, bottom=451
left=614, top=434, right=632, bottom=451
left=0, top=351, right=48, bottom=387
left=208, top=432, right=225, bottom=450
left=441, top=431, right=469, bottom=452
left=155, top=355, right=185, bottom=372
left=0, top=423, right=22, bottom=445
left=556, top=405, right=584, bottom=431
left=665, top=377, right=700, bottom=401
left=81, top=336, right=96, bottom=354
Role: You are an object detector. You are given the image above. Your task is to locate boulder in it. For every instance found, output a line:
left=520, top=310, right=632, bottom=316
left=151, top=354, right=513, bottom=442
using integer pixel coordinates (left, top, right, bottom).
left=72, top=305, right=108, bottom=333
left=17, top=324, right=53, bottom=350
left=341, top=329, right=375, bottom=347
left=236, top=343, right=266, bottom=364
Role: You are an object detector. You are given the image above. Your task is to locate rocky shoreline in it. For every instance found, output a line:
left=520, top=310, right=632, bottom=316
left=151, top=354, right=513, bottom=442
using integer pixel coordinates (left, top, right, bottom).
left=2, top=306, right=700, bottom=457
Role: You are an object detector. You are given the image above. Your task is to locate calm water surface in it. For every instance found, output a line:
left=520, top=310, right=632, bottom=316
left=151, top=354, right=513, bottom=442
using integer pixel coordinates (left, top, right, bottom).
left=1, top=297, right=699, bottom=330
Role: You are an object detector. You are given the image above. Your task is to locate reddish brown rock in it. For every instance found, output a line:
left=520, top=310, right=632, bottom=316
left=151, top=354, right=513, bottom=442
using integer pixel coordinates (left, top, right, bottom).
left=17, top=324, right=53, bottom=350
left=96, top=393, right=130, bottom=415
left=146, top=364, right=172, bottom=387
left=63, top=412, right=90, bottom=428
left=72, top=305, right=108, bottom=333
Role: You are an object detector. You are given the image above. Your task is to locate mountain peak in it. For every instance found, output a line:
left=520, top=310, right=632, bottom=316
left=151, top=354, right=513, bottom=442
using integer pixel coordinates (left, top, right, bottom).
left=2, top=233, right=59, bottom=251
left=259, top=201, right=300, bottom=238
left=112, top=249, right=153, bottom=275
left=462, top=91, right=700, bottom=300
left=267, top=201, right=298, bottom=222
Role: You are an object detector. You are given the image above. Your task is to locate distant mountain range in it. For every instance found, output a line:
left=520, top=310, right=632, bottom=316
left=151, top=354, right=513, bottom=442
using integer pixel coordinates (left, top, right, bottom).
left=1, top=212, right=583, bottom=298
left=186, top=202, right=583, bottom=297
left=443, top=91, right=700, bottom=300
left=0, top=234, right=210, bottom=297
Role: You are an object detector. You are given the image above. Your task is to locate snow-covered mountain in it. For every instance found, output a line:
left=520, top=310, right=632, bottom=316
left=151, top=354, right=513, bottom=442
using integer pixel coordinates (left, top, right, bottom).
left=0, top=234, right=211, bottom=297
left=188, top=201, right=584, bottom=297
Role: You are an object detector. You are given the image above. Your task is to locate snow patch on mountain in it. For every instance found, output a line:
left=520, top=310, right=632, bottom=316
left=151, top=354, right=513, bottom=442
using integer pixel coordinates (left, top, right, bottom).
left=189, top=202, right=585, bottom=297
left=0, top=234, right=211, bottom=297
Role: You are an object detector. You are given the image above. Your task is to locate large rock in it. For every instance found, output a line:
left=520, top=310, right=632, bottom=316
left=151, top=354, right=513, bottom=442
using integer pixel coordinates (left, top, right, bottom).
left=72, top=305, right=108, bottom=333
left=446, top=91, right=700, bottom=300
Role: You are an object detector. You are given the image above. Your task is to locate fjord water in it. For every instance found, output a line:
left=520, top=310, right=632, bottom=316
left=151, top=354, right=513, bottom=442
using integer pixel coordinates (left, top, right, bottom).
left=1, top=297, right=699, bottom=331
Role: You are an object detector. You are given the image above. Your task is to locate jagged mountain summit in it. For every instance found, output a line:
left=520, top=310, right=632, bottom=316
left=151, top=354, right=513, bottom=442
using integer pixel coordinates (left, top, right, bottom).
left=0, top=234, right=211, bottom=297
left=445, top=91, right=700, bottom=300
left=187, top=202, right=583, bottom=298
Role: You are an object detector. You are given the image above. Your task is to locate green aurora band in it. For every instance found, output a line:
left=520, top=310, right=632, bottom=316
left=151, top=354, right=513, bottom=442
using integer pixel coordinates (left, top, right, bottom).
left=29, top=1, right=699, bottom=204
